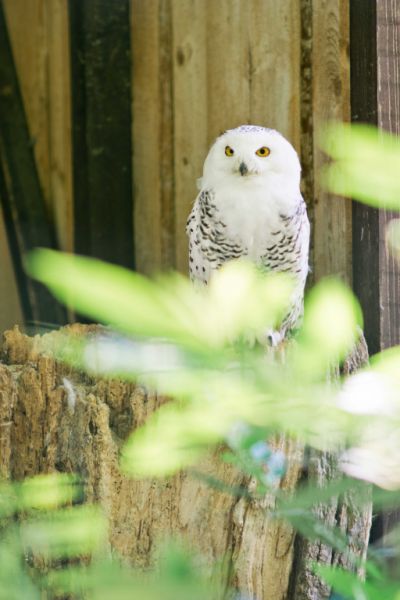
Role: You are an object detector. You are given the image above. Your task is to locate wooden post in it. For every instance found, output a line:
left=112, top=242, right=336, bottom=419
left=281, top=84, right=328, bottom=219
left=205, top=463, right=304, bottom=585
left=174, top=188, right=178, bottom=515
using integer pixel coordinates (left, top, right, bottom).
left=350, top=0, right=400, bottom=544
left=351, top=0, right=400, bottom=355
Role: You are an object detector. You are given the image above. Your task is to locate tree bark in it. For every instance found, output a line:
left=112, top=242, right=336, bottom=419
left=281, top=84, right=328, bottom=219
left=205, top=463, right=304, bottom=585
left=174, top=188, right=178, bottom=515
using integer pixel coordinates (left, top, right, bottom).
left=0, top=325, right=371, bottom=600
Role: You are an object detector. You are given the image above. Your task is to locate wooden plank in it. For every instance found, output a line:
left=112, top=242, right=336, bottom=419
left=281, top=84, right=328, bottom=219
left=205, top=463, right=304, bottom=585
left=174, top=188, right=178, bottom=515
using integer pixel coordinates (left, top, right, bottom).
left=47, top=0, right=74, bottom=253
left=312, top=0, right=352, bottom=284
left=131, top=0, right=175, bottom=273
left=3, top=0, right=51, bottom=208
left=131, top=0, right=161, bottom=273
left=249, top=0, right=301, bottom=147
left=172, top=0, right=207, bottom=273
left=4, top=0, right=73, bottom=253
left=0, top=206, right=23, bottom=332
left=0, top=3, right=67, bottom=327
left=350, top=0, right=380, bottom=354
left=206, top=0, right=250, bottom=143
left=69, top=0, right=134, bottom=268
left=377, top=0, right=400, bottom=350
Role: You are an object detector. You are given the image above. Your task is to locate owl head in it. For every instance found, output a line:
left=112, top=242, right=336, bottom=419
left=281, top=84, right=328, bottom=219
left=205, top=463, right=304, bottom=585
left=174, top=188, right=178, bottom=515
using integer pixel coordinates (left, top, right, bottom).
left=201, top=125, right=301, bottom=190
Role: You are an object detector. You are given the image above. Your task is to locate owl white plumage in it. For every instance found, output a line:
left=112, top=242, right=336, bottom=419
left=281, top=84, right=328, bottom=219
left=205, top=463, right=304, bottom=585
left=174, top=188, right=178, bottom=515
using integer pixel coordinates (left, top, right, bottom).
left=186, top=125, right=310, bottom=343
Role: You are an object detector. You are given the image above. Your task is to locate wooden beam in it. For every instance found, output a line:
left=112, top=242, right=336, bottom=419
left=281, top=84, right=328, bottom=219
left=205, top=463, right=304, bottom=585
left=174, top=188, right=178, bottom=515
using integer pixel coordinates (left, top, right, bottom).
left=350, top=0, right=381, bottom=355
left=69, top=0, right=134, bottom=268
left=312, top=0, right=352, bottom=285
left=351, top=0, right=400, bottom=355
left=0, top=3, right=67, bottom=327
left=172, top=0, right=207, bottom=273
left=377, top=0, right=400, bottom=350
left=131, top=0, right=175, bottom=274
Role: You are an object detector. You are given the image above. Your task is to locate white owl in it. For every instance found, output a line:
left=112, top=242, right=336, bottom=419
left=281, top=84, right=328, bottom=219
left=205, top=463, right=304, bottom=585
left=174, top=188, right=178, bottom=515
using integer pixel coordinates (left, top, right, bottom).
left=186, top=125, right=310, bottom=343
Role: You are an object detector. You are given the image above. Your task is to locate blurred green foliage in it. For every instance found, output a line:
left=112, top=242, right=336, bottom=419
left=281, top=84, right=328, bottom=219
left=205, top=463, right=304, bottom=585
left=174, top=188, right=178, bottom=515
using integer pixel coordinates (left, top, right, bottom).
left=321, top=123, right=400, bottom=210
left=2, top=123, right=400, bottom=598
left=0, top=475, right=217, bottom=600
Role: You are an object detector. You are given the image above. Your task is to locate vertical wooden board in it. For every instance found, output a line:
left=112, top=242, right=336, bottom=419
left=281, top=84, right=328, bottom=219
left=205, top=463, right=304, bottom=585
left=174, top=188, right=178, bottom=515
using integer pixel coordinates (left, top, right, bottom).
left=206, top=0, right=250, bottom=143
left=172, top=0, right=208, bottom=273
left=350, top=0, right=380, bottom=354
left=3, top=0, right=51, bottom=207
left=132, top=0, right=162, bottom=273
left=158, top=0, right=175, bottom=271
left=47, top=0, right=73, bottom=252
left=0, top=209, right=23, bottom=332
left=377, top=0, right=400, bottom=350
left=0, top=2, right=67, bottom=326
left=69, top=0, right=133, bottom=269
left=312, top=0, right=352, bottom=283
left=249, top=0, right=301, bottom=148
left=377, top=0, right=400, bottom=136
left=132, top=0, right=175, bottom=273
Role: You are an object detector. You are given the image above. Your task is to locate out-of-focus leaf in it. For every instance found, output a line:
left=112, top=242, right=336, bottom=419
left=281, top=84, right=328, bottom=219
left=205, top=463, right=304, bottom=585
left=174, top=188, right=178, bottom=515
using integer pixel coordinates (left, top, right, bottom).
left=321, top=123, right=400, bottom=209
left=120, top=390, right=240, bottom=476
left=0, top=475, right=81, bottom=518
left=21, top=506, right=107, bottom=558
left=386, top=219, right=400, bottom=257
left=44, top=542, right=217, bottom=600
left=372, top=487, right=400, bottom=511
left=0, top=481, right=16, bottom=518
left=18, top=474, right=81, bottom=510
left=0, top=532, right=41, bottom=600
left=290, top=278, right=362, bottom=379
left=314, top=565, right=366, bottom=599
left=315, top=564, right=400, bottom=600
left=277, top=477, right=369, bottom=513
left=25, top=250, right=293, bottom=351
left=25, top=249, right=202, bottom=347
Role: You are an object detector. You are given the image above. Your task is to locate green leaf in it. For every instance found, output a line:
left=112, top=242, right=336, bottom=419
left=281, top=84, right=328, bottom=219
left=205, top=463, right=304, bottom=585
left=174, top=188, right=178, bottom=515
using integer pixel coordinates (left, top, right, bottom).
left=26, top=250, right=293, bottom=351
left=291, top=278, right=363, bottom=379
left=25, top=249, right=203, bottom=348
left=314, top=565, right=366, bottom=600
left=315, top=564, right=399, bottom=600
left=18, top=474, right=81, bottom=510
left=321, top=123, right=400, bottom=210
left=21, top=506, right=107, bottom=558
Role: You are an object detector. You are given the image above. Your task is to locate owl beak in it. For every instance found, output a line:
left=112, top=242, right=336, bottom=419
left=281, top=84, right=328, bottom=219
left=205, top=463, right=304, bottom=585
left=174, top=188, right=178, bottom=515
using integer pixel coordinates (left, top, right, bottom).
left=239, top=162, right=249, bottom=176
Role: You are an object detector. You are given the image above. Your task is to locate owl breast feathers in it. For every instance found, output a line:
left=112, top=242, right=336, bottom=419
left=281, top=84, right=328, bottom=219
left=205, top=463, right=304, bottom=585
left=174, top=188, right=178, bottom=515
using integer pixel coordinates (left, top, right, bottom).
left=186, top=125, right=310, bottom=342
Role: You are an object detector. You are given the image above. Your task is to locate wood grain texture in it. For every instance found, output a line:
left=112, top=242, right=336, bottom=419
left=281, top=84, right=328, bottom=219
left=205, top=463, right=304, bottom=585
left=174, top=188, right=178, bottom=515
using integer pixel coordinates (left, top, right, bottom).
left=350, top=0, right=380, bottom=355
left=0, top=325, right=372, bottom=600
left=2, top=1, right=353, bottom=306
left=172, top=0, right=207, bottom=272
left=312, top=0, right=352, bottom=284
left=248, top=1, right=301, bottom=147
left=69, top=0, right=133, bottom=268
left=3, top=0, right=51, bottom=207
left=132, top=0, right=175, bottom=273
left=0, top=208, right=23, bottom=332
left=47, top=0, right=73, bottom=252
left=3, top=0, right=73, bottom=253
left=377, top=0, right=400, bottom=350
left=0, top=3, right=67, bottom=327
left=206, top=0, right=250, bottom=142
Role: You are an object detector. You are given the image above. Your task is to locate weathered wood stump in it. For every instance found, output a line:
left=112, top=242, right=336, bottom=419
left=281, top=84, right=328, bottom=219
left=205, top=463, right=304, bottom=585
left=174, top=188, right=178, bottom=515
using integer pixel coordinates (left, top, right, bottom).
left=0, top=325, right=372, bottom=600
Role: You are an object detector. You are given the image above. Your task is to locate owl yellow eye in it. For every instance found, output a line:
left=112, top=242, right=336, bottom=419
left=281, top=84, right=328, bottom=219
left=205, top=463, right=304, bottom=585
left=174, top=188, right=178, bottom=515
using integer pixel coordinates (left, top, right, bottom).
left=256, top=146, right=270, bottom=157
left=225, top=146, right=234, bottom=157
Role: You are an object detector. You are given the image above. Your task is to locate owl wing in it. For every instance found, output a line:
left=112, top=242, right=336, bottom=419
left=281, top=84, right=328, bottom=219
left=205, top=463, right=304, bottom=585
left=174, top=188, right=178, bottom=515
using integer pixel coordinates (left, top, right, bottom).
left=260, top=196, right=310, bottom=335
left=186, top=188, right=243, bottom=284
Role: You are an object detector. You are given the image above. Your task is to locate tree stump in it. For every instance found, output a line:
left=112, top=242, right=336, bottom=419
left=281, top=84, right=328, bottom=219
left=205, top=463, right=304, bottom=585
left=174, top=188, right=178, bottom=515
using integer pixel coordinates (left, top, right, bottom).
left=0, top=325, right=372, bottom=600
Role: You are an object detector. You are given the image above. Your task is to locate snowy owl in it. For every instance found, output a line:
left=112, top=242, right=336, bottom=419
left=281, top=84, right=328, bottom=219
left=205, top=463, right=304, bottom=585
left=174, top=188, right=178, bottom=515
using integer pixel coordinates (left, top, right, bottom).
left=186, top=125, right=310, bottom=343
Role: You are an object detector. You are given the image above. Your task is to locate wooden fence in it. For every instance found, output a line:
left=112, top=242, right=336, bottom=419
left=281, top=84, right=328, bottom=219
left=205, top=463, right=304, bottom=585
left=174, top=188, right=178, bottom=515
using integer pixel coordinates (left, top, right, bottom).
left=0, top=0, right=350, bottom=331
